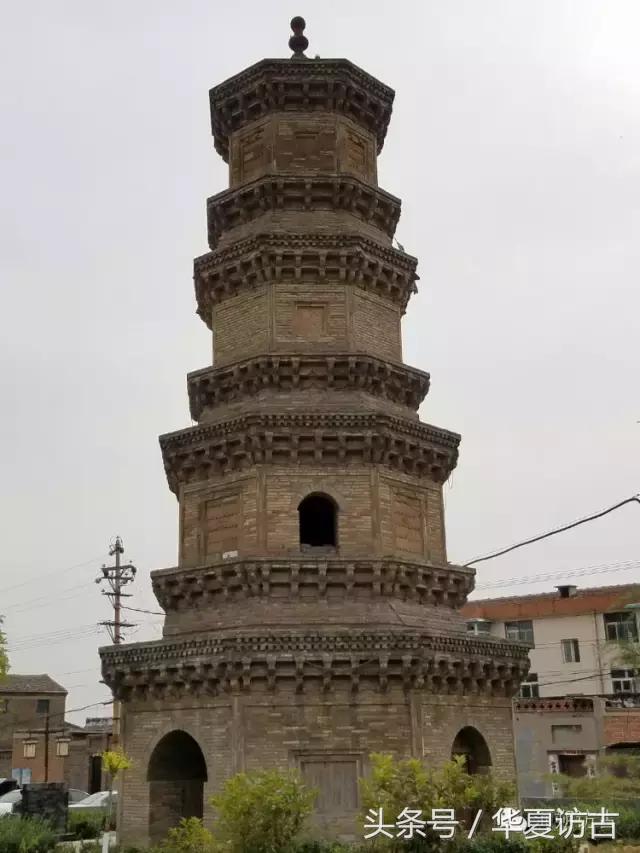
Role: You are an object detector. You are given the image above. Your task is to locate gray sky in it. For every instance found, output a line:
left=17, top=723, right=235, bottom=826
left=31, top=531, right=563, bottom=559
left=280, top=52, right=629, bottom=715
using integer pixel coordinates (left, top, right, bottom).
left=1, top=0, right=638, bottom=724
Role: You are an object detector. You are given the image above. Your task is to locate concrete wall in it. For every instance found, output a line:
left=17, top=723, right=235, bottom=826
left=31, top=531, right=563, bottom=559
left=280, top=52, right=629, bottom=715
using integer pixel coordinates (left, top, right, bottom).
left=513, top=702, right=602, bottom=798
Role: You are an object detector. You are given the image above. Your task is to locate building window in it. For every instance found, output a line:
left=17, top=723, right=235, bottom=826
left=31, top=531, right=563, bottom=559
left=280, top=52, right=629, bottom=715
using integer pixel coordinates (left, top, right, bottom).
left=0, top=699, right=8, bottom=713
left=298, top=493, right=337, bottom=549
left=466, top=620, right=492, bottom=635
left=36, top=699, right=50, bottom=715
left=505, top=620, right=535, bottom=647
left=561, top=639, right=581, bottom=663
left=604, top=612, right=639, bottom=643
left=23, top=741, right=37, bottom=759
left=56, top=739, right=70, bottom=757
left=519, top=673, right=539, bottom=698
left=611, top=668, right=636, bottom=694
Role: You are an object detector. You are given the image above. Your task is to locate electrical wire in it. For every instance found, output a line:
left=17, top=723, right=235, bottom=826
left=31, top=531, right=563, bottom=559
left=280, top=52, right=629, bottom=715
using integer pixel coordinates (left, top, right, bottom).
left=474, top=559, right=640, bottom=592
left=121, top=605, right=165, bottom=616
left=0, top=555, right=105, bottom=596
left=463, top=495, right=640, bottom=567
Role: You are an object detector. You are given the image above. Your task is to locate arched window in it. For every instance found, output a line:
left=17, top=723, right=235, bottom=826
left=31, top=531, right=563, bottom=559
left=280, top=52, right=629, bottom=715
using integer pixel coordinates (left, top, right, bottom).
left=298, top=493, right=337, bottom=550
left=451, top=726, right=492, bottom=775
left=148, top=730, right=207, bottom=842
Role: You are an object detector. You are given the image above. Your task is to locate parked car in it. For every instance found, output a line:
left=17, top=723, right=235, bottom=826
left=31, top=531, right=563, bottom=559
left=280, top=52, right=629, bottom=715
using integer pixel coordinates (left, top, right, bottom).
left=69, top=789, right=90, bottom=803
left=69, top=790, right=117, bottom=812
left=0, top=786, right=89, bottom=816
left=0, top=779, right=18, bottom=797
left=0, top=788, right=21, bottom=815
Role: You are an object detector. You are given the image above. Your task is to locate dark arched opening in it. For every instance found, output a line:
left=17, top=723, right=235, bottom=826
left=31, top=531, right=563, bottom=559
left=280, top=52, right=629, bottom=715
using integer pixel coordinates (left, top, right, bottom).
left=298, top=493, right=337, bottom=550
left=452, top=726, right=492, bottom=775
left=147, top=730, right=207, bottom=842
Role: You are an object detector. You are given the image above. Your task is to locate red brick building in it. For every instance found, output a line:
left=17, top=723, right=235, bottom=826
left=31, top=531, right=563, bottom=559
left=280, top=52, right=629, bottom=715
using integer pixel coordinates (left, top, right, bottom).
left=0, top=675, right=111, bottom=792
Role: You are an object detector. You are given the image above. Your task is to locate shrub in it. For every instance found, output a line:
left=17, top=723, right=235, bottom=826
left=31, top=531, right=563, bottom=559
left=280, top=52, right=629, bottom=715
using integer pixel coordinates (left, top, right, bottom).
left=68, top=808, right=105, bottom=839
left=0, top=815, right=57, bottom=853
left=292, top=843, right=354, bottom=853
left=360, top=753, right=517, bottom=848
left=151, top=817, right=218, bottom=853
left=615, top=807, right=640, bottom=841
left=211, top=768, right=316, bottom=853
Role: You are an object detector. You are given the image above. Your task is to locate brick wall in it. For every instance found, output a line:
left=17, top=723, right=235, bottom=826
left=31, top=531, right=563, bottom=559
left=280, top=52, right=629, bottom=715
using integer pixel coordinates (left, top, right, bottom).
left=351, top=290, right=402, bottom=361
left=211, top=283, right=403, bottom=367
left=118, top=691, right=514, bottom=846
left=213, top=286, right=270, bottom=366
left=228, top=113, right=378, bottom=188
left=178, top=467, right=446, bottom=566
left=603, top=710, right=640, bottom=746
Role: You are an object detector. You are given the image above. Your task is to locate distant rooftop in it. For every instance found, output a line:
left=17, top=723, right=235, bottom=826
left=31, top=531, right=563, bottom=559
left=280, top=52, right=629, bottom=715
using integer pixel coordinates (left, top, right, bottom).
left=462, top=582, right=640, bottom=621
left=84, top=717, right=112, bottom=732
left=0, top=674, right=67, bottom=694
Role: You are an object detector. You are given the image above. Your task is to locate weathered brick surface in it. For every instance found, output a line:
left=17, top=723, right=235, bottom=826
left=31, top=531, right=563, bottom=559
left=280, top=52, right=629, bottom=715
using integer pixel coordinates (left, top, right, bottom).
left=118, top=692, right=515, bottom=846
left=228, top=113, right=378, bottom=188
left=212, top=283, right=403, bottom=367
left=178, top=467, right=447, bottom=566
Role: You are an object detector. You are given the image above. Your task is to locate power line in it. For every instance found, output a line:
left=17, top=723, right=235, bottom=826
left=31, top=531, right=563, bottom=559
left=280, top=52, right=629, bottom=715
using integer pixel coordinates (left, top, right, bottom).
left=12, top=699, right=113, bottom=730
left=463, top=495, right=640, bottom=567
left=8, top=626, right=101, bottom=654
left=0, top=555, right=105, bottom=597
left=474, top=559, right=640, bottom=592
left=121, top=604, right=164, bottom=616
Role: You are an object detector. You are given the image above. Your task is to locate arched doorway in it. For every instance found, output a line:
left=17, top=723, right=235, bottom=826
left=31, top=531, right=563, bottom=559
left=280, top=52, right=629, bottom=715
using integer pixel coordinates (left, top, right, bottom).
left=147, top=730, right=207, bottom=842
left=451, top=726, right=492, bottom=775
left=298, top=493, right=338, bottom=550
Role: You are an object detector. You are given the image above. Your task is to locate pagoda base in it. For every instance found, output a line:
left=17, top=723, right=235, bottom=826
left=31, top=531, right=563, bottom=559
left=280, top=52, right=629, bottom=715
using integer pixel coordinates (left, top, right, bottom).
left=115, top=685, right=516, bottom=845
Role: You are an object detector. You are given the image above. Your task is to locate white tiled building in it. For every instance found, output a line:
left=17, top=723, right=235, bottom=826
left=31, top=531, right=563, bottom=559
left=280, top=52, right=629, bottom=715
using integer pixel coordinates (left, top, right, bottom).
left=462, top=583, right=640, bottom=698
left=462, top=583, right=640, bottom=797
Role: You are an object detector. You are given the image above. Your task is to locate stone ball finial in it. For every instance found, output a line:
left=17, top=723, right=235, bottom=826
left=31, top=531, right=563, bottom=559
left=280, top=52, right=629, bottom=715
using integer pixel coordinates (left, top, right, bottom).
left=289, top=16, right=309, bottom=58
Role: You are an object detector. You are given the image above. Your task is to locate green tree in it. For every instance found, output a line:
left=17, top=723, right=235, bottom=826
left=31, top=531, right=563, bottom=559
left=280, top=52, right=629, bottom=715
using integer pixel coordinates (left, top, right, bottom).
left=360, top=754, right=516, bottom=850
left=611, top=638, right=640, bottom=670
left=0, top=616, right=9, bottom=681
left=607, top=588, right=640, bottom=671
left=552, top=753, right=640, bottom=842
left=553, top=752, right=640, bottom=801
left=211, top=768, right=316, bottom=853
left=101, top=747, right=132, bottom=830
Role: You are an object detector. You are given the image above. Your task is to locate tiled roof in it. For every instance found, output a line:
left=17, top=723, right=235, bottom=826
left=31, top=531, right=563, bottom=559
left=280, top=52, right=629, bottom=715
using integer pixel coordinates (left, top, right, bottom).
left=0, top=674, right=67, bottom=695
left=462, top=583, right=640, bottom=621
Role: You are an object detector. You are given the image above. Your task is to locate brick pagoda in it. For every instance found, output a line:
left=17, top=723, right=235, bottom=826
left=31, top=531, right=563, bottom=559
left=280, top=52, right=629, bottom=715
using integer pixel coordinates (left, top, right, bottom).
left=100, top=19, right=529, bottom=845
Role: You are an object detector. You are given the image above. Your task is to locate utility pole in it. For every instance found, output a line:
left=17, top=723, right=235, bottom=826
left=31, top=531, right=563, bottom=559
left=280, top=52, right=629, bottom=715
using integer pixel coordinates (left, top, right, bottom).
left=97, top=537, right=137, bottom=742
left=27, top=707, right=66, bottom=784
left=43, top=708, right=49, bottom=783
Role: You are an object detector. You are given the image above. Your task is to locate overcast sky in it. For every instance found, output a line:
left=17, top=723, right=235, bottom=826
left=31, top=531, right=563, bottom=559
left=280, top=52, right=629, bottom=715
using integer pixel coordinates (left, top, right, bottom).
left=1, top=1, right=639, bottom=724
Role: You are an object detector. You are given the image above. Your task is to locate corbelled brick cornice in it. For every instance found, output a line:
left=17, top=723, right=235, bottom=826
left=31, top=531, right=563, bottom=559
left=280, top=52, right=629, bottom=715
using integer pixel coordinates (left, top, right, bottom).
left=187, top=354, right=430, bottom=420
left=159, top=411, right=460, bottom=493
left=100, top=628, right=530, bottom=701
left=207, top=174, right=401, bottom=250
left=151, top=557, right=474, bottom=612
left=194, top=233, right=418, bottom=321
left=209, top=58, right=395, bottom=161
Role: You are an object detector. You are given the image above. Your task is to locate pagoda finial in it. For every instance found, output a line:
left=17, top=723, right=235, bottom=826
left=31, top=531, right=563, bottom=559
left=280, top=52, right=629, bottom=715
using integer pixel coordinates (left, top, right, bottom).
left=289, top=16, right=309, bottom=59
